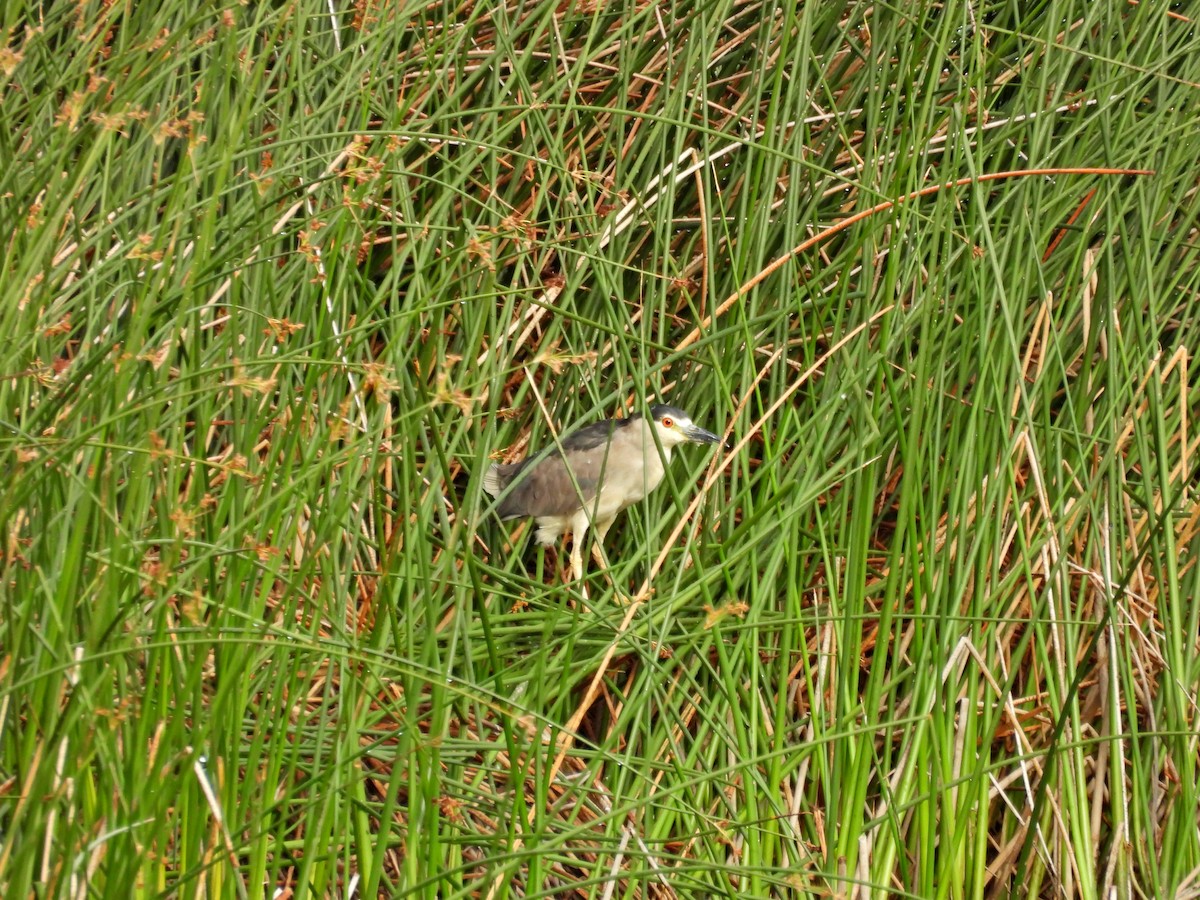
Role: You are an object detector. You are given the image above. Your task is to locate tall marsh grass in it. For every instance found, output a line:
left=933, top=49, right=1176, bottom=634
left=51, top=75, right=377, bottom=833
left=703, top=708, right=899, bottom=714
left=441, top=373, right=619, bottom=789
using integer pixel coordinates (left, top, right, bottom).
left=2, top=1, right=1198, bottom=896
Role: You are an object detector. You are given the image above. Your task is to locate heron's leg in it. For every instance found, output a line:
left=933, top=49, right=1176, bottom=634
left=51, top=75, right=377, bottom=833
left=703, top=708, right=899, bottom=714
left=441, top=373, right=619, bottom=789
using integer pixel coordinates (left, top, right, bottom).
left=533, top=522, right=566, bottom=584
left=569, top=514, right=590, bottom=583
left=591, top=517, right=615, bottom=566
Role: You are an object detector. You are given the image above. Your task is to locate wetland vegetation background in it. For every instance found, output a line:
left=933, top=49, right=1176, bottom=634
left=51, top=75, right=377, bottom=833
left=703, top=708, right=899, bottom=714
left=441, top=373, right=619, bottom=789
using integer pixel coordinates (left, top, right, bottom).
left=2, top=1, right=1199, bottom=896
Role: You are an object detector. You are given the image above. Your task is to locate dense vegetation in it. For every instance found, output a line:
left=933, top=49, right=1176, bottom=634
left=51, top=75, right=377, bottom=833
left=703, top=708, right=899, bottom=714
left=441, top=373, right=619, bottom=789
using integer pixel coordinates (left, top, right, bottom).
left=2, top=1, right=1198, bottom=896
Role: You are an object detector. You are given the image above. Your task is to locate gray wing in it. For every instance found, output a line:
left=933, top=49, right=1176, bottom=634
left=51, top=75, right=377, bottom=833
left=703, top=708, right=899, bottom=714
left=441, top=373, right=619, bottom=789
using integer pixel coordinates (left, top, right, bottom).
left=486, top=422, right=624, bottom=519
left=559, top=419, right=620, bottom=452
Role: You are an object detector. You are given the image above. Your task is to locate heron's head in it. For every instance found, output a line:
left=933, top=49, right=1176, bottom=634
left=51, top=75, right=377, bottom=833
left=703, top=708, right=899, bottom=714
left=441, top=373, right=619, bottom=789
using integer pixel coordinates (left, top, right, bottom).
left=646, top=404, right=722, bottom=449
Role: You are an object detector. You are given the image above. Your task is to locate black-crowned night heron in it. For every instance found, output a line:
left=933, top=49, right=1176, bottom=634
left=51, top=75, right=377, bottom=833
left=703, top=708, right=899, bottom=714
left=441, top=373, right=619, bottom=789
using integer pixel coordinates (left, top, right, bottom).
left=484, top=404, right=722, bottom=581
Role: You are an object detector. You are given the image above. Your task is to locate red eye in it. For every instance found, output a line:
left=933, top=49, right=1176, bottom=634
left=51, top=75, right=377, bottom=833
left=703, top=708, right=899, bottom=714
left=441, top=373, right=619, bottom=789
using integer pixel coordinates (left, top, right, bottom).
left=661, top=417, right=674, bottom=428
